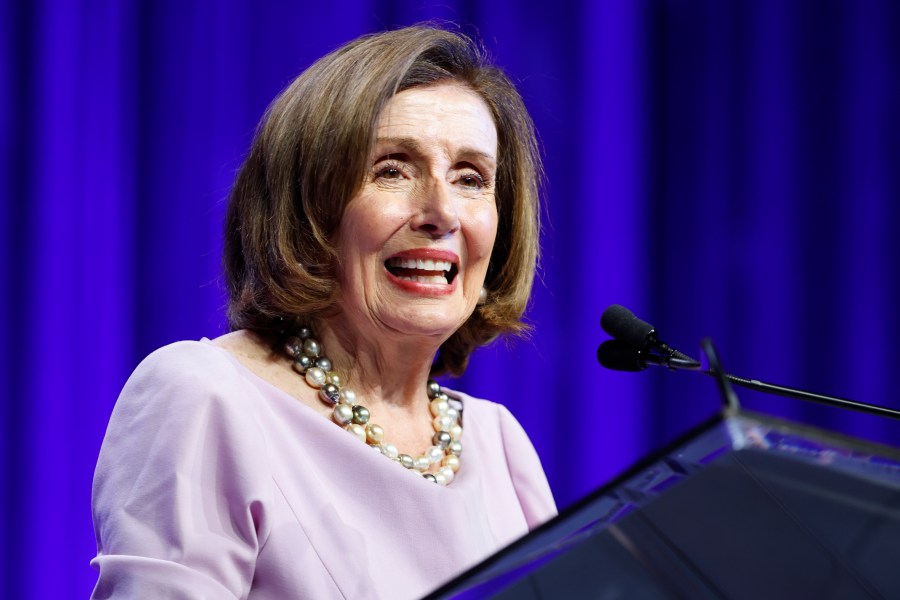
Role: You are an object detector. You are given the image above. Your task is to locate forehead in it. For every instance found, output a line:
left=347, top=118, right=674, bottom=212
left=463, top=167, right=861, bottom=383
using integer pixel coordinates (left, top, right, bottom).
left=374, top=83, right=498, bottom=156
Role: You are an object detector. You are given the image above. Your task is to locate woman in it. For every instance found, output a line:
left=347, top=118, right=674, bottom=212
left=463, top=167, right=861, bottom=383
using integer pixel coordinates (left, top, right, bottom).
left=91, top=25, right=556, bottom=599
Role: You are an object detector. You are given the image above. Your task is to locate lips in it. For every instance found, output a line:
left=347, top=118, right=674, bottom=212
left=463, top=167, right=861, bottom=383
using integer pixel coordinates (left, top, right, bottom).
left=384, top=251, right=459, bottom=285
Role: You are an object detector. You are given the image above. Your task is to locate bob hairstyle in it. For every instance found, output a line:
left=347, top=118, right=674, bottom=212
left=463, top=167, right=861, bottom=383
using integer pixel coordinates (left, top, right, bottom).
left=224, top=24, right=542, bottom=376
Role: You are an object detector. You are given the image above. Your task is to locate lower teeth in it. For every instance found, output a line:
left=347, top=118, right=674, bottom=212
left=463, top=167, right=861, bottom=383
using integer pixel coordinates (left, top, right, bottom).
left=397, top=275, right=446, bottom=284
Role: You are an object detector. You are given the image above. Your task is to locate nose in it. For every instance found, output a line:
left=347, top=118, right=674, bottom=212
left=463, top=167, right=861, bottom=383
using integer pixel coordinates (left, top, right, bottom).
left=410, top=178, right=460, bottom=237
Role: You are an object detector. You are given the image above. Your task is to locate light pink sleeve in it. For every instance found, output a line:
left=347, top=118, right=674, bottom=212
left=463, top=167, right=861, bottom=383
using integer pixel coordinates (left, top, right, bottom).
left=496, top=405, right=558, bottom=529
left=90, top=342, right=274, bottom=599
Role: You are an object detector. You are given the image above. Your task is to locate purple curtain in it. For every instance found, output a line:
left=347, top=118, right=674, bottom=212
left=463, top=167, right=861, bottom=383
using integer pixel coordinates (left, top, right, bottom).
left=2, top=1, right=899, bottom=597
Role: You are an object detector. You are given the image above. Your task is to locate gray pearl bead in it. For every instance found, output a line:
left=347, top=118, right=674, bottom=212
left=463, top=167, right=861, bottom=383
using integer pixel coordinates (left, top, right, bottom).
left=423, top=473, right=437, bottom=483
left=303, top=338, right=320, bottom=357
left=319, top=383, right=340, bottom=404
left=292, top=354, right=312, bottom=374
left=399, top=454, right=415, bottom=469
left=432, top=431, right=451, bottom=449
left=352, top=405, right=370, bottom=425
left=427, top=380, right=441, bottom=399
left=298, top=327, right=312, bottom=339
left=284, top=337, right=302, bottom=358
left=315, top=357, right=332, bottom=372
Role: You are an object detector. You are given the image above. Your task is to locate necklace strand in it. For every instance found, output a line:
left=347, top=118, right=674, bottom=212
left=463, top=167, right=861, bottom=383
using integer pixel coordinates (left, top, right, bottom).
left=284, top=326, right=462, bottom=485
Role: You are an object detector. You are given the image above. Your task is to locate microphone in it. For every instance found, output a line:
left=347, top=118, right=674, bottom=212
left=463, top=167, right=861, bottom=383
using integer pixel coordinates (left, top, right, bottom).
left=597, top=305, right=900, bottom=421
left=597, top=340, right=701, bottom=372
left=599, top=305, right=654, bottom=349
left=600, top=304, right=695, bottom=361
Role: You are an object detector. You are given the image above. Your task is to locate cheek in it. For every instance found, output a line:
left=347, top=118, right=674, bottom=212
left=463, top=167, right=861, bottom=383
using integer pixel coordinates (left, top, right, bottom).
left=468, top=205, right=499, bottom=262
left=339, top=199, right=406, bottom=257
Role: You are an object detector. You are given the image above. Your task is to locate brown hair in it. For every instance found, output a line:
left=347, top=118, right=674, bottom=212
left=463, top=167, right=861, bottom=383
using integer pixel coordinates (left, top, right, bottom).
left=224, top=24, right=542, bottom=376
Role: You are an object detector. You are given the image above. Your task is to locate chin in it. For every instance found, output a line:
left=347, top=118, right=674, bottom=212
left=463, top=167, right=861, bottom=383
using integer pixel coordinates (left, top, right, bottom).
left=381, top=306, right=471, bottom=339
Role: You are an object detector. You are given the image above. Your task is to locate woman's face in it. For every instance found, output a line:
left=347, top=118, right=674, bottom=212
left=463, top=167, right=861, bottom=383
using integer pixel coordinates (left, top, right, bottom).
left=334, top=82, right=498, bottom=343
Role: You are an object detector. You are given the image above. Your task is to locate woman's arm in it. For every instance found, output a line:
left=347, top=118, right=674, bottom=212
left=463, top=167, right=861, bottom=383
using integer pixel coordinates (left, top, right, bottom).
left=91, top=341, right=274, bottom=599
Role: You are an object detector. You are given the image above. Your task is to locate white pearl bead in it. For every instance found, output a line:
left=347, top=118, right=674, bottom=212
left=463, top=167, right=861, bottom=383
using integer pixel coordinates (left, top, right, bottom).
left=414, top=456, right=430, bottom=471
left=442, top=454, right=460, bottom=472
left=365, top=424, right=384, bottom=444
left=448, top=440, right=462, bottom=456
left=333, top=404, right=353, bottom=425
left=346, top=423, right=366, bottom=442
left=439, top=466, right=454, bottom=483
left=430, top=398, right=449, bottom=416
left=339, top=389, right=356, bottom=405
left=433, top=414, right=453, bottom=432
left=450, top=424, right=462, bottom=441
left=427, top=445, right=444, bottom=463
left=434, top=472, right=448, bottom=485
left=446, top=407, right=459, bottom=421
left=382, top=443, right=399, bottom=460
left=305, top=367, right=326, bottom=388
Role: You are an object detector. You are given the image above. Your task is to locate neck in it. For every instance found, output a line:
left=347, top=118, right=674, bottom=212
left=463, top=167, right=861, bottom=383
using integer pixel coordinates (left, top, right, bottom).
left=310, top=315, right=443, bottom=413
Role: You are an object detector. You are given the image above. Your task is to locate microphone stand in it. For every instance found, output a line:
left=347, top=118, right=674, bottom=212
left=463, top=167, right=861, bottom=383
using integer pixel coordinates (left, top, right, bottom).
left=719, top=371, right=900, bottom=421
left=697, top=337, right=900, bottom=420
left=600, top=337, right=900, bottom=421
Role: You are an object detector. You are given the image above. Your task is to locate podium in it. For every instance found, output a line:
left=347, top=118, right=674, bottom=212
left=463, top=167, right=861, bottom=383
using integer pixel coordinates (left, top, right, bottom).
left=427, top=358, right=900, bottom=598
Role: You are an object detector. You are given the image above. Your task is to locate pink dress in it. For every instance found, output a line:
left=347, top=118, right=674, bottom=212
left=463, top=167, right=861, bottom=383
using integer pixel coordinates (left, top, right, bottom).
left=91, top=340, right=556, bottom=599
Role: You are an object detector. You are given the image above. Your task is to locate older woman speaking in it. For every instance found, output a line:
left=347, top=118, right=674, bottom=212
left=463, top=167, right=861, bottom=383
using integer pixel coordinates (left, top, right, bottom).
left=91, top=25, right=556, bottom=599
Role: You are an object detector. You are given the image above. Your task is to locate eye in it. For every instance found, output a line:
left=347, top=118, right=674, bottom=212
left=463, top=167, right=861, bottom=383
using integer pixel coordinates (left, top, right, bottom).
left=372, top=158, right=409, bottom=182
left=378, top=166, right=403, bottom=180
left=458, top=172, right=486, bottom=189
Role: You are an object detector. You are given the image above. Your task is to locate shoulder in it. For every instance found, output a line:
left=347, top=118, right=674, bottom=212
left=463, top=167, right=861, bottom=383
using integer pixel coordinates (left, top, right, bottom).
left=122, top=340, right=253, bottom=407
left=100, top=337, right=276, bottom=469
left=98, top=339, right=275, bottom=508
left=129, top=339, right=242, bottom=387
left=97, top=337, right=274, bottom=487
left=445, top=388, right=558, bottom=528
left=109, top=340, right=264, bottom=441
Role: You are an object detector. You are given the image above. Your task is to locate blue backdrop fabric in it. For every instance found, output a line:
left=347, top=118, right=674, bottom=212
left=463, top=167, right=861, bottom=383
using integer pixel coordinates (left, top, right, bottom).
left=2, top=1, right=899, bottom=597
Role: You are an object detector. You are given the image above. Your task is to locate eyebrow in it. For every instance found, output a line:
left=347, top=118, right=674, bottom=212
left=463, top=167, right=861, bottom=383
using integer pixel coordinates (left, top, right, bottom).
left=373, top=136, right=497, bottom=166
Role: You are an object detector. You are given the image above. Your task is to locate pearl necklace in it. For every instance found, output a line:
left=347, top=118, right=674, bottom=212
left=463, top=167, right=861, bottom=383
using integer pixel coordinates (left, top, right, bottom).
left=284, top=326, right=463, bottom=485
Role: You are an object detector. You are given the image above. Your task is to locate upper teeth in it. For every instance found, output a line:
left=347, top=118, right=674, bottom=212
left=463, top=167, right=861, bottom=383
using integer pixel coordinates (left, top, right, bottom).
left=387, top=257, right=452, bottom=271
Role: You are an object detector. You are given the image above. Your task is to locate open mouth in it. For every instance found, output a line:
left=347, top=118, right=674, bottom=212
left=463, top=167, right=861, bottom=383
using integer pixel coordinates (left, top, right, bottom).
left=385, top=257, right=458, bottom=284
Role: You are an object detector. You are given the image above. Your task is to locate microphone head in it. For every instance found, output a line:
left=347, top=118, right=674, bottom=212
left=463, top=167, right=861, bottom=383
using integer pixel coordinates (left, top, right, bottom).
left=597, top=340, right=647, bottom=372
left=600, top=304, right=656, bottom=349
